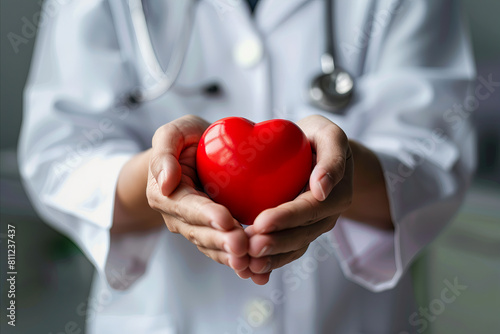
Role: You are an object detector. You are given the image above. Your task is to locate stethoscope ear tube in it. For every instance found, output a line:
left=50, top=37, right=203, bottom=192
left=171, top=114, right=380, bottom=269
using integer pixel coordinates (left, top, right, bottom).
left=126, top=0, right=199, bottom=105
left=124, top=0, right=354, bottom=112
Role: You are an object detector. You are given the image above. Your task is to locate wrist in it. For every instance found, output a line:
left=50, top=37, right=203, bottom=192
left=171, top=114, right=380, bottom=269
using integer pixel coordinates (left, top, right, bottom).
left=112, top=149, right=163, bottom=234
left=343, top=140, right=393, bottom=230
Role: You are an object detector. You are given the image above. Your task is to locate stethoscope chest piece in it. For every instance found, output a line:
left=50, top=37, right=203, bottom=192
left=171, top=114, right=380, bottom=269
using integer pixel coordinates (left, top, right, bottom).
left=309, top=67, right=354, bottom=113
left=308, top=0, right=355, bottom=114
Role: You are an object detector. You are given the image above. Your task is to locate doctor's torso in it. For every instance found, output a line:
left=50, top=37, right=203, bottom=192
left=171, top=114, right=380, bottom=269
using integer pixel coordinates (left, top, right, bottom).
left=83, top=1, right=417, bottom=333
left=109, top=0, right=378, bottom=145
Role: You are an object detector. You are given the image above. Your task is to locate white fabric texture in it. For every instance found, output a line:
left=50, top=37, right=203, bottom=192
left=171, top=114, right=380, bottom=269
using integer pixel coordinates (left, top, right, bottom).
left=19, top=0, right=476, bottom=333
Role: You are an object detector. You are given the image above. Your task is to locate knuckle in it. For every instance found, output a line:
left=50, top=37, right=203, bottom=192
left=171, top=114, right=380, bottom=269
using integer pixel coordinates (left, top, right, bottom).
left=145, top=181, right=156, bottom=201
left=146, top=188, right=160, bottom=211
left=186, top=228, right=199, bottom=245
left=166, top=122, right=183, bottom=142
left=323, top=122, right=347, bottom=149
left=153, top=122, right=183, bottom=150
left=148, top=153, right=164, bottom=177
left=147, top=196, right=157, bottom=211
left=336, top=128, right=348, bottom=146
left=319, top=119, right=337, bottom=135
left=335, top=154, right=347, bottom=171
left=327, top=155, right=346, bottom=184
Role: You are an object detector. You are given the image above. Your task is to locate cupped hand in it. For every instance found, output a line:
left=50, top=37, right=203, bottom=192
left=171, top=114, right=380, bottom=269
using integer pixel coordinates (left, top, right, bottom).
left=244, top=115, right=353, bottom=285
left=146, top=115, right=250, bottom=277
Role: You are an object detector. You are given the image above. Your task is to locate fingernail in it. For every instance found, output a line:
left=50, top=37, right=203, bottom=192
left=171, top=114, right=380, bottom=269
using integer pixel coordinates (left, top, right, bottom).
left=236, top=272, right=245, bottom=280
left=211, top=221, right=224, bottom=231
left=158, top=170, right=167, bottom=196
left=318, top=173, right=334, bottom=201
left=257, top=246, right=271, bottom=257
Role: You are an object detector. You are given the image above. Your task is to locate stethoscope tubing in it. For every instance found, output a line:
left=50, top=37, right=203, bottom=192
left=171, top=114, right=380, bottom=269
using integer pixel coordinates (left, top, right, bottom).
left=126, top=0, right=354, bottom=112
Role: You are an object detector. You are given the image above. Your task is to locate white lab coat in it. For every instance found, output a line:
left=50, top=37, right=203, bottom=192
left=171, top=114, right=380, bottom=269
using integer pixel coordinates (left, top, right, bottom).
left=19, top=0, right=476, bottom=333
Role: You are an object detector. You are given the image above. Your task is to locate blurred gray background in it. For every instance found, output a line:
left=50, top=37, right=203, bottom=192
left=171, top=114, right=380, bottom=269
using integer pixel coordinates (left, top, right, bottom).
left=1, top=0, right=499, bottom=333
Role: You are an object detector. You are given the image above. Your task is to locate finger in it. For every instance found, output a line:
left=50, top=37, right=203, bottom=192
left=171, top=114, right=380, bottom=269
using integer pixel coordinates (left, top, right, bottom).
left=178, top=145, right=199, bottom=183
left=252, top=191, right=331, bottom=233
left=250, top=272, right=271, bottom=285
left=152, top=181, right=237, bottom=231
left=174, top=219, right=248, bottom=256
left=249, top=246, right=309, bottom=274
left=151, top=115, right=210, bottom=196
left=252, top=170, right=352, bottom=234
left=253, top=193, right=321, bottom=233
left=297, top=115, right=351, bottom=201
left=196, top=246, right=250, bottom=271
left=248, top=216, right=337, bottom=257
left=235, top=268, right=254, bottom=279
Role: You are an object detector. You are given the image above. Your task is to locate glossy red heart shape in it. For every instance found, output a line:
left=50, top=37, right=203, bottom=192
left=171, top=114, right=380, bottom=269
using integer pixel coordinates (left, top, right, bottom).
left=196, top=117, right=313, bottom=225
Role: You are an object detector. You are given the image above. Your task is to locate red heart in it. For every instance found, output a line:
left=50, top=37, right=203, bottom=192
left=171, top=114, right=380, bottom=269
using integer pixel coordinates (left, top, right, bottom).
left=196, top=117, right=313, bottom=225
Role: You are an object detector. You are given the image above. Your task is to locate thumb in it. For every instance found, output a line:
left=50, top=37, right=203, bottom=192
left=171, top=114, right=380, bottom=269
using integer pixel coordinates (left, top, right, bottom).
left=150, top=115, right=209, bottom=196
left=298, top=115, right=351, bottom=202
left=150, top=153, right=182, bottom=197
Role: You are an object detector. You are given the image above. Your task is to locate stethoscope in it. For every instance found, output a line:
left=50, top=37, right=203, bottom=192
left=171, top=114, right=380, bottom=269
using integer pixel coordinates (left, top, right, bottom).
left=126, top=0, right=354, bottom=113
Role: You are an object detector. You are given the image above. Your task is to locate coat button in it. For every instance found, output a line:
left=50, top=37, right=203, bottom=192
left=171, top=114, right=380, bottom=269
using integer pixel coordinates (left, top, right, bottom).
left=243, top=298, right=274, bottom=328
left=233, top=37, right=264, bottom=68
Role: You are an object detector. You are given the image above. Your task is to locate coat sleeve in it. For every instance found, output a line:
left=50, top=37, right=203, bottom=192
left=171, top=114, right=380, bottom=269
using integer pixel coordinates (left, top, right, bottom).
left=329, top=0, right=477, bottom=292
left=18, top=0, right=160, bottom=290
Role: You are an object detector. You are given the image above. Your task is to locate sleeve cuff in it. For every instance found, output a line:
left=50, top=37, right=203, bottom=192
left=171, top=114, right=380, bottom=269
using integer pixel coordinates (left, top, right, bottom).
left=330, top=217, right=400, bottom=292
left=39, top=153, right=161, bottom=290
left=329, top=148, right=459, bottom=292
